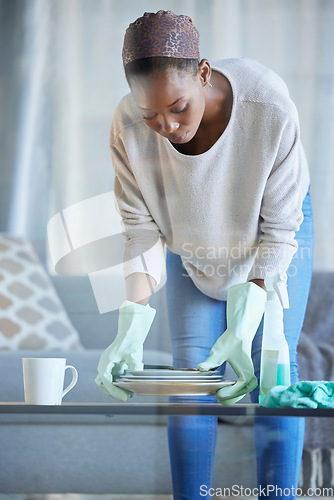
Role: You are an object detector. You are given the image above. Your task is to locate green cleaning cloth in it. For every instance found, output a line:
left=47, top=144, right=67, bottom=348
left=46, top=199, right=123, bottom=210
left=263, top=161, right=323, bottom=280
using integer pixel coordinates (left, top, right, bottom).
left=259, top=381, right=334, bottom=408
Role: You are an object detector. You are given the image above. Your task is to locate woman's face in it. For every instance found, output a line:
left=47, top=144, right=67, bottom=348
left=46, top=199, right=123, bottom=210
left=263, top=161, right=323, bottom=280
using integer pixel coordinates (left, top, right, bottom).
left=129, top=67, right=207, bottom=144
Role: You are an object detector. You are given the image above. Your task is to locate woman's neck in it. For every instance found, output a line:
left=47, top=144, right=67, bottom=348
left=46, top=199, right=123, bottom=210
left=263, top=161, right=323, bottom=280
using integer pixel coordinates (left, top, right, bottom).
left=202, top=70, right=233, bottom=128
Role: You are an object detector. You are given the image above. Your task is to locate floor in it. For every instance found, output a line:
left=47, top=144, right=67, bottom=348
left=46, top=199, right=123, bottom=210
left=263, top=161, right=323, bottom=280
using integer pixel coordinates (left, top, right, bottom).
left=0, top=497, right=174, bottom=500
left=0, top=495, right=332, bottom=500
left=0, top=496, right=257, bottom=500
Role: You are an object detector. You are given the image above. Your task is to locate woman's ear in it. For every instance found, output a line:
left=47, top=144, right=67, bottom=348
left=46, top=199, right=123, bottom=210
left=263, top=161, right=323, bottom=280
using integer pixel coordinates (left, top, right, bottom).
left=198, top=59, right=212, bottom=87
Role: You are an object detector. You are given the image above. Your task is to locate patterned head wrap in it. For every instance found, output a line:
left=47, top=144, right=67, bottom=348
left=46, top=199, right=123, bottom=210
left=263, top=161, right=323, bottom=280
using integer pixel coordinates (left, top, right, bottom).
left=122, top=10, right=200, bottom=67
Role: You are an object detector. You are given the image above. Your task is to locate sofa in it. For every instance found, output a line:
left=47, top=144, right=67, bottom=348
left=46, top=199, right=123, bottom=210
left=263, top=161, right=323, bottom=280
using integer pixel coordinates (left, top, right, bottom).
left=1, top=268, right=334, bottom=494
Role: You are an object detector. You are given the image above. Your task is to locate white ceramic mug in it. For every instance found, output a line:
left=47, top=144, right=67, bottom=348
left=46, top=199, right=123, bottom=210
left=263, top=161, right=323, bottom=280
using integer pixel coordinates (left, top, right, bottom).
left=22, top=358, right=78, bottom=405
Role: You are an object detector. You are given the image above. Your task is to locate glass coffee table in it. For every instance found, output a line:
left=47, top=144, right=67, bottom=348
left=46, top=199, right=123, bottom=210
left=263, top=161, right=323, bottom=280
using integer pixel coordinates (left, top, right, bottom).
left=1, top=402, right=334, bottom=497
left=1, top=401, right=334, bottom=417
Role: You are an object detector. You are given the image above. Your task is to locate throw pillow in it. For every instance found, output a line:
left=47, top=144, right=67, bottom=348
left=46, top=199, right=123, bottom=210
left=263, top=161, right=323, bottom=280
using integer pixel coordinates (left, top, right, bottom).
left=0, top=234, right=83, bottom=350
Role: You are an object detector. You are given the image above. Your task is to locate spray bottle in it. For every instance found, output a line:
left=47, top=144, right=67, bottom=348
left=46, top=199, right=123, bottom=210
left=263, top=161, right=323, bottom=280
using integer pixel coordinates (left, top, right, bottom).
left=259, top=273, right=291, bottom=403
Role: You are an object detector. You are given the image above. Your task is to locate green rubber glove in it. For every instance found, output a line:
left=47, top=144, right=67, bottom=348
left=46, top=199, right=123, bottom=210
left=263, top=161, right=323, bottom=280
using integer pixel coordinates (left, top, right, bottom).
left=95, top=300, right=156, bottom=401
left=197, top=282, right=266, bottom=405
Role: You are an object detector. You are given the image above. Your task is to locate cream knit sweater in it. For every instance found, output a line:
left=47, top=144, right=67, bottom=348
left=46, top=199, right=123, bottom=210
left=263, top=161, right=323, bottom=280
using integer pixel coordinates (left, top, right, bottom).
left=110, top=58, right=310, bottom=300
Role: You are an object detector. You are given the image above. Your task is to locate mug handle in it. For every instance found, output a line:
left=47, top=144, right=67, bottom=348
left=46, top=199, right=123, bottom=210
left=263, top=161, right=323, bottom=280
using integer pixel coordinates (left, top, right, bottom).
left=62, top=365, right=78, bottom=398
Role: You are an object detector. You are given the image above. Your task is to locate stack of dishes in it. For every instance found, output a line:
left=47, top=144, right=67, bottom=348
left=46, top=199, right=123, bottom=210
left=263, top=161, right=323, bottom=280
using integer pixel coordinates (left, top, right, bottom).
left=113, top=366, right=236, bottom=396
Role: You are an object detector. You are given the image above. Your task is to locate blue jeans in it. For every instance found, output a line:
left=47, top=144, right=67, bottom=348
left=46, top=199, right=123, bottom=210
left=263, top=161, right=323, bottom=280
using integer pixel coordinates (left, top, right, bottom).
left=166, top=190, right=313, bottom=500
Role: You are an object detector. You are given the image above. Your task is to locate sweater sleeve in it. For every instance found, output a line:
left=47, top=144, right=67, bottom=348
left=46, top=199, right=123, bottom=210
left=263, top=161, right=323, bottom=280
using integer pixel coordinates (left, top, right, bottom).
left=111, top=137, right=166, bottom=287
left=247, top=112, right=306, bottom=280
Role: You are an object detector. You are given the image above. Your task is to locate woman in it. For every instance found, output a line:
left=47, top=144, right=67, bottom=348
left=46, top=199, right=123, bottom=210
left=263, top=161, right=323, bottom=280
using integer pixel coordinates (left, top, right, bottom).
left=96, top=10, right=313, bottom=499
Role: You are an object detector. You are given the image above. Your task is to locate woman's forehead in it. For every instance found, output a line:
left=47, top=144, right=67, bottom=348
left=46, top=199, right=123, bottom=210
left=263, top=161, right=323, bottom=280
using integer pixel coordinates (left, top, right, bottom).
left=131, top=71, right=195, bottom=108
left=131, top=69, right=195, bottom=94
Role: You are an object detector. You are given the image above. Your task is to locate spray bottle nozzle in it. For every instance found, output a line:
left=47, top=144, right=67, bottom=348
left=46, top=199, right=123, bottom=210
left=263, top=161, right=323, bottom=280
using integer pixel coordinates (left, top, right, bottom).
left=264, top=273, right=290, bottom=309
